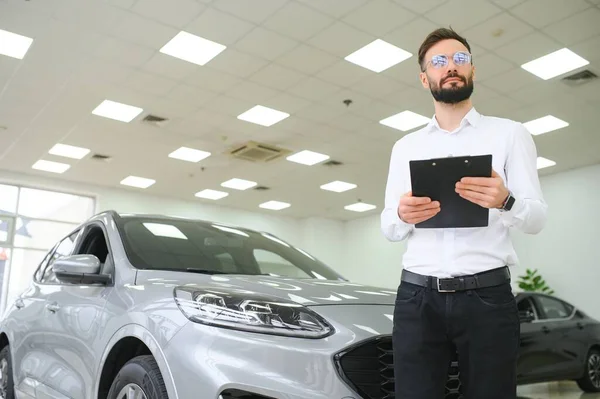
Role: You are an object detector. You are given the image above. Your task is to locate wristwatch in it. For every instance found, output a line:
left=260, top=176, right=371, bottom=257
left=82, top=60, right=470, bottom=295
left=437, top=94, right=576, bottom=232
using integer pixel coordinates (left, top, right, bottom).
left=501, top=191, right=515, bottom=211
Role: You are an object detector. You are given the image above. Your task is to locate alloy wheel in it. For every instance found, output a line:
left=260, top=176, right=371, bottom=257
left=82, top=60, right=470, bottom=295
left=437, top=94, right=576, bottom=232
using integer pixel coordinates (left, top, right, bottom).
left=0, top=358, right=8, bottom=399
left=589, top=353, right=600, bottom=389
left=116, top=383, right=147, bottom=399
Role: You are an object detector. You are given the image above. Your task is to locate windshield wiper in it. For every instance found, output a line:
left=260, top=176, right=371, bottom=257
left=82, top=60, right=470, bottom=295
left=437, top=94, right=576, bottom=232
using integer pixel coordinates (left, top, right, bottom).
left=185, top=268, right=231, bottom=275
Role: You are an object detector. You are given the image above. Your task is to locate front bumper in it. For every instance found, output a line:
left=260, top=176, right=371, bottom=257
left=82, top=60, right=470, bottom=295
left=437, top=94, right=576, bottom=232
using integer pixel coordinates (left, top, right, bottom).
left=163, top=304, right=396, bottom=399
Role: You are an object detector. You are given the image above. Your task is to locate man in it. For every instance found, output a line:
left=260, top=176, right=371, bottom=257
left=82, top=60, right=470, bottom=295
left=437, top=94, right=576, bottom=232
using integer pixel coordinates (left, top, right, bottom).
left=381, top=28, right=547, bottom=399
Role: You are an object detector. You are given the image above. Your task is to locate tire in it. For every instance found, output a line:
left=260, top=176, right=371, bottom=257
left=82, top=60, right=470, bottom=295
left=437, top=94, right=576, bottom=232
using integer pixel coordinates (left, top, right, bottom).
left=0, top=345, right=15, bottom=399
left=107, top=355, right=168, bottom=399
left=576, top=348, right=600, bottom=393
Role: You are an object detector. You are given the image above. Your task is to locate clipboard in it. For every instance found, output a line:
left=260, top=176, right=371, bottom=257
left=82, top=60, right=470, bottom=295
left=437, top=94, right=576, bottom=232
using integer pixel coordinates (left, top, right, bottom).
left=409, top=154, right=493, bottom=229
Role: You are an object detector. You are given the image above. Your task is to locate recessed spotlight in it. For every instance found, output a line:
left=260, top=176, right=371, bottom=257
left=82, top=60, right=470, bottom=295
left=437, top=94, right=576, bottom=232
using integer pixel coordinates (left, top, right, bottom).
left=523, top=115, right=569, bottom=135
left=32, top=160, right=70, bottom=174
left=286, top=150, right=330, bottom=166
left=160, top=31, right=226, bottom=66
left=48, top=143, right=91, bottom=160
left=259, top=201, right=291, bottom=211
left=320, top=181, right=357, bottom=193
left=0, top=29, right=33, bottom=60
left=344, top=202, right=377, bottom=212
left=120, top=176, right=155, bottom=189
left=237, top=105, right=290, bottom=127
left=521, top=48, right=589, bottom=80
left=195, top=189, right=229, bottom=200
left=221, top=178, right=257, bottom=191
left=92, top=100, right=143, bottom=123
left=345, top=39, right=412, bottom=73
left=168, top=147, right=211, bottom=163
left=380, top=110, right=430, bottom=131
left=537, top=157, right=556, bottom=169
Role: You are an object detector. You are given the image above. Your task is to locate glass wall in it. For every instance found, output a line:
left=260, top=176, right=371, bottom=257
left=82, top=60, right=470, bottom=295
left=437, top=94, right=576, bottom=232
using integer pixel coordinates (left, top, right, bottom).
left=0, top=183, right=96, bottom=313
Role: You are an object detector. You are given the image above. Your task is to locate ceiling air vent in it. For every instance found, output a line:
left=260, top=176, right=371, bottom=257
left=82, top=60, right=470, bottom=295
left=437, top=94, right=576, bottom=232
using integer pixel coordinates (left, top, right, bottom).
left=228, top=141, right=291, bottom=162
left=561, top=69, right=598, bottom=86
left=91, top=153, right=112, bottom=162
left=141, top=114, right=169, bottom=127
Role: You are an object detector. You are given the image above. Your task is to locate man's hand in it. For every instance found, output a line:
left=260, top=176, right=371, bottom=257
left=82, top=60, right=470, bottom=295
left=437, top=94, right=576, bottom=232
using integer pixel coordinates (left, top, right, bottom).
left=455, top=169, right=509, bottom=209
left=398, top=191, right=440, bottom=224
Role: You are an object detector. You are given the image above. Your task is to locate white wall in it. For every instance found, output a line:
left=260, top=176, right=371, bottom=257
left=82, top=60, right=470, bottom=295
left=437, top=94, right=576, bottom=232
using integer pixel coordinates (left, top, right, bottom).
left=344, top=163, right=600, bottom=319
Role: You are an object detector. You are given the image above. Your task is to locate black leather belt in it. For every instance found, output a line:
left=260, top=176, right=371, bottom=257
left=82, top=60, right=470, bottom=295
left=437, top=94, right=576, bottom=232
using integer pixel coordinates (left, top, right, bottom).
left=401, top=266, right=511, bottom=292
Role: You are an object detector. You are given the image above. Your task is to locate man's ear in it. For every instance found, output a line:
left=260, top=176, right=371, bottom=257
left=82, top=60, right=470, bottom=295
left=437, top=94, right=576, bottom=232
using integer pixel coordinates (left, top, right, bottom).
left=419, top=71, right=429, bottom=89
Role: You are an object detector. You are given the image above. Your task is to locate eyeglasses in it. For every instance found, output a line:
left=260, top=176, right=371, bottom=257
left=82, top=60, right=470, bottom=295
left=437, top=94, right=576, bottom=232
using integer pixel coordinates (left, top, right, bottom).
left=424, top=51, right=472, bottom=70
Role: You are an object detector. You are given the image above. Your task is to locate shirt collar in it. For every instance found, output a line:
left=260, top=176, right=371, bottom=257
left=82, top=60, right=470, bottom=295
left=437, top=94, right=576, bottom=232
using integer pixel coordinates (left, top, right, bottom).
left=425, top=107, right=481, bottom=134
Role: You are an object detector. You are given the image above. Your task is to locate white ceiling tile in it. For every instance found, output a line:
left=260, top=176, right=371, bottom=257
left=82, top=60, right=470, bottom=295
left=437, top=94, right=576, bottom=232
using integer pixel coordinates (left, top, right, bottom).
left=234, top=27, right=299, bottom=61
left=470, top=83, right=501, bottom=102
left=349, top=100, right=401, bottom=122
left=104, top=0, right=137, bottom=9
left=481, top=67, right=539, bottom=94
left=144, top=96, right=198, bottom=119
left=315, top=61, right=374, bottom=88
left=260, top=93, right=313, bottom=114
left=112, top=12, right=180, bottom=48
left=204, top=49, right=269, bottom=78
left=511, top=0, right=591, bottom=28
left=426, top=0, right=503, bottom=31
left=294, top=103, right=347, bottom=124
left=490, top=0, right=526, bottom=8
left=383, top=86, right=433, bottom=114
left=185, top=7, right=255, bottom=46
left=184, top=67, right=241, bottom=93
left=392, top=0, right=448, bottom=14
left=295, top=0, right=369, bottom=18
left=125, top=71, right=179, bottom=96
left=224, top=81, right=280, bottom=103
left=326, top=113, right=374, bottom=132
left=92, top=37, right=155, bottom=68
left=463, top=12, right=534, bottom=50
left=473, top=53, right=516, bottom=81
left=381, top=60, right=423, bottom=87
left=276, top=116, right=320, bottom=134
left=384, top=17, right=441, bottom=55
left=318, top=89, right=375, bottom=111
left=141, top=53, right=198, bottom=81
left=132, top=0, right=205, bottom=27
left=495, top=32, right=562, bottom=65
left=165, top=84, right=219, bottom=108
left=352, top=74, right=408, bottom=99
left=249, top=64, right=307, bottom=91
left=287, top=77, right=342, bottom=101
left=211, top=0, right=288, bottom=24
left=188, top=108, right=232, bottom=128
left=275, top=44, right=339, bottom=75
left=53, top=1, right=127, bottom=35
left=342, top=1, right=416, bottom=37
left=543, top=8, right=600, bottom=45
left=307, top=22, right=375, bottom=58
left=262, top=2, right=334, bottom=41
left=570, top=34, right=600, bottom=62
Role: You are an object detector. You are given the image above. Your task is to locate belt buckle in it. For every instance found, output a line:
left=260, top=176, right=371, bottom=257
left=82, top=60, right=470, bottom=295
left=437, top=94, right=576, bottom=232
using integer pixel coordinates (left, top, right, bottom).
left=437, top=278, right=456, bottom=293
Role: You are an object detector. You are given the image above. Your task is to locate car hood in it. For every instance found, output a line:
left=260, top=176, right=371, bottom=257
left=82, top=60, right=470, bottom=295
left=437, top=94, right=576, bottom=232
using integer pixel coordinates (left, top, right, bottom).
left=135, top=270, right=397, bottom=306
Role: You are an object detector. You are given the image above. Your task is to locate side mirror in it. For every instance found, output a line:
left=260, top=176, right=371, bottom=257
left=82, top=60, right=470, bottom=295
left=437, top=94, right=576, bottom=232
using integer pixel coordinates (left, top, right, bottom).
left=53, top=255, right=111, bottom=284
left=518, top=310, right=535, bottom=323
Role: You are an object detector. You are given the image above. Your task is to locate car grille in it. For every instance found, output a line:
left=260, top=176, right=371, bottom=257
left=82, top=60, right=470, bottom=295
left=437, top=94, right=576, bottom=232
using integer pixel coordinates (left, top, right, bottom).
left=334, top=336, right=463, bottom=399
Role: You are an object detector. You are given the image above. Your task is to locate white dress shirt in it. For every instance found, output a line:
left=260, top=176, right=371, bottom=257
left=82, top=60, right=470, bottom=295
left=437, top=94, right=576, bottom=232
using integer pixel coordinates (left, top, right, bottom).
left=381, top=107, right=547, bottom=278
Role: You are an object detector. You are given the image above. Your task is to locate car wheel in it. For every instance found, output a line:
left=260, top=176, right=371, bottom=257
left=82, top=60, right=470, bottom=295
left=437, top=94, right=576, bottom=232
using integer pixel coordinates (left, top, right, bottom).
left=577, top=348, right=600, bottom=392
left=107, top=355, right=168, bottom=399
left=0, top=345, right=14, bottom=399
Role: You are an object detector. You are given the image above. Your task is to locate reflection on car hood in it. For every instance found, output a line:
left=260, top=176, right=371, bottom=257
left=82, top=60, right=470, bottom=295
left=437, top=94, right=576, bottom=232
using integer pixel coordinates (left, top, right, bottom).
left=135, top=270, right=397, bottom=306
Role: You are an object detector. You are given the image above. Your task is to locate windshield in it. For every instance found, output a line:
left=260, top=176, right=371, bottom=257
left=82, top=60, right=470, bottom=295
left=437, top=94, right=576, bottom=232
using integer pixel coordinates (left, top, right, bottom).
left=116, top=216, right=345, bottom=281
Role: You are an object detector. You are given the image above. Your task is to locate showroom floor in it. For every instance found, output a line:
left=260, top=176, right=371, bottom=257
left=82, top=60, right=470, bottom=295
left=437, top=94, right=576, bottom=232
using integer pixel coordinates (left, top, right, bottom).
left=517, top=382, right=600, bottom=398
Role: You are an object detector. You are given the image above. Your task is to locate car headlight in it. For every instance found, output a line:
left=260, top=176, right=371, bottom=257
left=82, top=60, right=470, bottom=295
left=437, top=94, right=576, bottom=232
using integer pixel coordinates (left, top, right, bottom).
left=174, top=286, right=334, bottom=339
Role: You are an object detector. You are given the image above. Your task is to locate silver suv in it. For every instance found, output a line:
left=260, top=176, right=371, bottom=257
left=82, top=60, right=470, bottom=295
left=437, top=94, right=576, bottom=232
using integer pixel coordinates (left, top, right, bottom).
left=0, top=211, right=417, bottom=399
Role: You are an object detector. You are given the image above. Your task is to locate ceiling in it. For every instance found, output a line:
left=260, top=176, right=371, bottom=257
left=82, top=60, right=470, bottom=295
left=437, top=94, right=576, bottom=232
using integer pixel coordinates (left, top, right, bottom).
left=0, top=0, right=599, bottom=221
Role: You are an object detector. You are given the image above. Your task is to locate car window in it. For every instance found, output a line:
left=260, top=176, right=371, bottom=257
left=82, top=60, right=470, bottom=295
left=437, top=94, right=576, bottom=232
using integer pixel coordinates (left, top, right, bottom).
left=536, top=296, right=572, bottom=320
left=253, top=249, right=312, bottom=278
left=517, top=297, right=538, bottom=320
left=75, top=225, right=109, bottom=263
left=40, top=230, right=80, bottom=284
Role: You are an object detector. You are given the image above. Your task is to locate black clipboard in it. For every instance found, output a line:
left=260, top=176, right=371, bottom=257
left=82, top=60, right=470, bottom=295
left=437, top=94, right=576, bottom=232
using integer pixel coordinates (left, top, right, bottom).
left=409, top=154, right=493, bottom=229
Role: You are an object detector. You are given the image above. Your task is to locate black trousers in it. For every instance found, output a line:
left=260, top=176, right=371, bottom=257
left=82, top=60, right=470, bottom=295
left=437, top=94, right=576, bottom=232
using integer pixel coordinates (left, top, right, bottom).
left=392, top=274, right=520, bottom=399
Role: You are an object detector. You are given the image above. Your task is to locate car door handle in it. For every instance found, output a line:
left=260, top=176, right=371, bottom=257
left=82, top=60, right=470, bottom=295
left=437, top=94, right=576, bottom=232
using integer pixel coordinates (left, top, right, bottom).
left=46, top=303, right=60, bottom=313
left=542, top=326, right=550, bottom=334
left=15, top=299, right=24, bottom=309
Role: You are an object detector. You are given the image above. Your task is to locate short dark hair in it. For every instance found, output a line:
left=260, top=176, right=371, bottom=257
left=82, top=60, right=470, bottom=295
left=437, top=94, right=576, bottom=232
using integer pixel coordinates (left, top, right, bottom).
left=418, top=27, right=471, bottom=71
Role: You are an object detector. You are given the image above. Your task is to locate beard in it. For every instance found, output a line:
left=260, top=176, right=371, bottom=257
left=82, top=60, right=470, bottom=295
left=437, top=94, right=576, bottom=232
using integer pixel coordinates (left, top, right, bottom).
left=429, top=72, right=474, bottom=104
